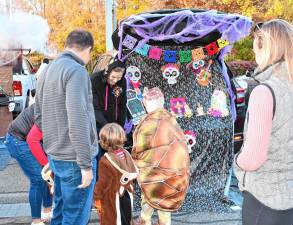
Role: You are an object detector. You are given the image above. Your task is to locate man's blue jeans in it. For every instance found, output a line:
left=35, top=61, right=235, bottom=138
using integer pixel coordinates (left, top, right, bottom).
left=4, top=134, right=52, bottom=219
left=48, top=156, right=96, bottom=225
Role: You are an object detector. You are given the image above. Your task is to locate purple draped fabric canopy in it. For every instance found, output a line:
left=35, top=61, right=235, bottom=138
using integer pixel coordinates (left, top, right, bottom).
left=118, top=9, right=253, bottom=120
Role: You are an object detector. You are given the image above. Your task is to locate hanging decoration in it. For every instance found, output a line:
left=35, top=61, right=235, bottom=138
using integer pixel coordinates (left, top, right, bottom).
left=135, top=43, right=150, bottom=56
left=164, top=50, right=177, bottom=63
left=205, top=42, right=219, bottom=56
left=148, top=46, right=163, bottom=60
left=122, top=34, right=138, bottom=50
left=197, top=59, right=213, bottom=86
left=184, top=130, right=197, bottom=154
left=132, top=36, right=227, bottom=63
left=161, top=63, right=180, bottom=85
left=208, top=89, right=229, bottom=118
left=191, top=48, right=206, bottom=61
left=217, top=39, right=230, bottom=49
left=126, top=66, right=143, bottom=99
left=126, top=89, right=146, bottom=125
left=170, top=97, right=186, bottom=118
left=179, top=50, right=192, bottom=63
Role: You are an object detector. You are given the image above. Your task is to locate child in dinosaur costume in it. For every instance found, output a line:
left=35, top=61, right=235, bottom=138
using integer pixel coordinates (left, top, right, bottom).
left=132, top=87, right=190, bottom=225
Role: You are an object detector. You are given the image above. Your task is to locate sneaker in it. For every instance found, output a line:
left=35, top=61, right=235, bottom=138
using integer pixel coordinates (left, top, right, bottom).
left=31, top=222, right=45, bottom=225
left=41, top=211, right=52, bottom=222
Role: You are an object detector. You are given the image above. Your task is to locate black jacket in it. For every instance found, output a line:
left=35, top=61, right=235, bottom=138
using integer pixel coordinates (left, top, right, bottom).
left=91, top=64, right=127, bottom=130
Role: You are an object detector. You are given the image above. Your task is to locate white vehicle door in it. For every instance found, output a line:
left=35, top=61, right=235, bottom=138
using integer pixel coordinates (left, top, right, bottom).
left=22, top=58, right=37, bottom=89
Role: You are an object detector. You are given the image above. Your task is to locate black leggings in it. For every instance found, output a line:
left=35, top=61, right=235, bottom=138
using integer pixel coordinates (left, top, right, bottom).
left=242, top=191, right=293, bottom=225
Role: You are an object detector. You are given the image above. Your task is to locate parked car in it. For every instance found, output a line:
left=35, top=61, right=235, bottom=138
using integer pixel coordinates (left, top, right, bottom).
left=231, top=70, right=258, bottom=153
left=0, top=86, right=15, bottom=112
left=11, top=54, right=37, bottom=116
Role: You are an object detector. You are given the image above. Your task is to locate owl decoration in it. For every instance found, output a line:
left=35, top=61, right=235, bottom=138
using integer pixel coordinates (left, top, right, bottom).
left=126, top=66, right=143, bottom=100
left=184, top=130, right=197, bottom=154
left=161, top=63, right=180, bottom=85
left=187, top=59, right=205, bottom=75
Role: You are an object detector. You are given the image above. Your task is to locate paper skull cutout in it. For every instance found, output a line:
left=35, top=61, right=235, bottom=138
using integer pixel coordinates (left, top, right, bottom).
left=184, top=130, right=197, bottom=153
left=126, top=66, right=141, bottom=84
left=161, top=63, right=180, bottom=85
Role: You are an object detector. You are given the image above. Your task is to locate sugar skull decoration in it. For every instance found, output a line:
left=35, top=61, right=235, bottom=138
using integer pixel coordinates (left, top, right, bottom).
left=126, top=66, right=143, bottom=100
left=208, top=89, right=229, bottom=118
left=161, top=63, right=180, bottom=85
left=170, top=97, right=186, bottom=118
left=184, top=130, right=197, bottom=154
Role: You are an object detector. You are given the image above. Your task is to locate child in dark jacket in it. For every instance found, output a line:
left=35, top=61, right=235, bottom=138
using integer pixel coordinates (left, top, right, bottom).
left=94, top=123, right=138, bottom=225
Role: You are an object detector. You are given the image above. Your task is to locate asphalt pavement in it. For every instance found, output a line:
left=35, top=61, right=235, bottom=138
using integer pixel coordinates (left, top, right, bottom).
left=0, top=137, right=242, bottom=225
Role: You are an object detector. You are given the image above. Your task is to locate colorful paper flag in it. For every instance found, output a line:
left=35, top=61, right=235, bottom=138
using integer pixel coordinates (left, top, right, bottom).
left=192, top=48, right=205, bottom=61
left=217, top=39, right=230, bottom=49
left=135, top=43, right=150, bottom=56
left=122, top=34, right=138, bottom=50
left=164, top=50, right=177, bottom=63
left=205, top=42, right=219, bottom=56
left=179, top=50, right=192, bottom=63
left=149, top=47, right=163, bottom=60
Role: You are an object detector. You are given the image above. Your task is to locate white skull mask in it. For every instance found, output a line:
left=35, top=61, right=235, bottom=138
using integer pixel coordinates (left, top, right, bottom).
left=162, top=64, right=180, bottom=85
left=126, top=66, right=141, bottom=83
left=185, top=134, right=196, bottom=154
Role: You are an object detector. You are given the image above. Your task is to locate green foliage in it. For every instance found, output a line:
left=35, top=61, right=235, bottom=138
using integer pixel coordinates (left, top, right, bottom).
left=226, top=37, right=255, bottom=61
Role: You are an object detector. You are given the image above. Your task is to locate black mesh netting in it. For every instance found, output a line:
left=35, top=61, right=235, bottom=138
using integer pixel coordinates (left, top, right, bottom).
left=124, top=44, right=234, bottom=213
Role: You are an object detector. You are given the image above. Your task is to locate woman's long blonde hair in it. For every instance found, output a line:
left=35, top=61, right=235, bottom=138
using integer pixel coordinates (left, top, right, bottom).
left=254, top=19, right=293, bottom=82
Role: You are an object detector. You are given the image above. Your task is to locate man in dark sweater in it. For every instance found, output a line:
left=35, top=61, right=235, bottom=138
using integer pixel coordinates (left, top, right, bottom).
left=35, top=29, right=99, bottom=225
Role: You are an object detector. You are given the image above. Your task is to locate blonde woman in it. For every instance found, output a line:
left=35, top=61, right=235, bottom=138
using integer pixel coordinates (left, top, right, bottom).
left=234, top=19, right=293, bottom=225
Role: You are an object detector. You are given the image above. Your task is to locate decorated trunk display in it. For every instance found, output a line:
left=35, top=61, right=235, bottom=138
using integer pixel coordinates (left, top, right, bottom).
left=113, top=9, right=252, bottom=212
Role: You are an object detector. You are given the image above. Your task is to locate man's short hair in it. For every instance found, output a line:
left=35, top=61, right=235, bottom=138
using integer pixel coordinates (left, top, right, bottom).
left=65, top=29, right=94, bottom=51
